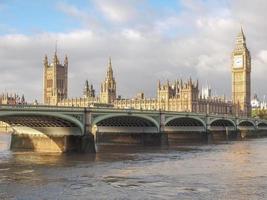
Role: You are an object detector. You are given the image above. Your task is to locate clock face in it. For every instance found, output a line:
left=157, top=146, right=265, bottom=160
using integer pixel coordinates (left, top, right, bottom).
left=234, top=56, right=243, bottom=69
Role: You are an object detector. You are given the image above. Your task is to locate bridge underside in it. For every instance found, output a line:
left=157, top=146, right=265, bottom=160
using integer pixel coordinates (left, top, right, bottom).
left=209, top=119, right=236, bottom=131
left=165, top=117, right=205, bottom=132
left=164, top=117, right=206, bottom=143
left=0, top=115, right=78, bottom=128
left=257, top=122, right=267, bottom=130
left=95, top=116, right=158, bottom=133
left=237, top=121, right=255, bottom=131
left=0, top=115, right=82, bottom=136
left=94, top=116, right=160, bottom=145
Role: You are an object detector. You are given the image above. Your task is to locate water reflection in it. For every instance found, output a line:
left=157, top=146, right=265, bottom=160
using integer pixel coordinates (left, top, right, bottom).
left=0, top=133, right=11, bottom=152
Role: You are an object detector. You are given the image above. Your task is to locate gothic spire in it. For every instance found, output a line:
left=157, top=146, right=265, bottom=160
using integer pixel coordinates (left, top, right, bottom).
left=64, top=55, right=68, bottom=66
left=85, top=79, right=89, bottom=89
left=157, top=80, right=161, bottom=88
left=107, top=57, right=114, bottom=79
left=53, top=41, right=59, bottom=64
left=44, top=54, right=48, bottom=66
left=55, top=40, right=57, bottom=53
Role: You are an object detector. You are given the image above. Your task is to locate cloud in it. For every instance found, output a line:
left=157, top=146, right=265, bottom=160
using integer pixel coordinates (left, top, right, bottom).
left=121, top=29, right=142, bottom=40
left=0, top=0, right=267, bottom=103
left=57, top=2, right=88, bottom=20
left=258, top=50, right=267, bottom=64
left=92, top=0, right=139, bottom=23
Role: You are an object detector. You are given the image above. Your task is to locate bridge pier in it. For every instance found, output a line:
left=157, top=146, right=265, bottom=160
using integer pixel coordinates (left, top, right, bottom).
left=239, top=129, right=258, bottom=139
left=95, top=132, right=162, bottom=146
left=160, top=132, right=169, bottom=146
left=257, top=130, right=267, bottom=137
left=166, top=131, right=207, bottom=145
left=11, top=133, right=68, bottom=152
left=10, top=132, right=96, bottom=153
left=207, top=130, right=238, bottom=143
left=79, top=133, right=96, bottom=153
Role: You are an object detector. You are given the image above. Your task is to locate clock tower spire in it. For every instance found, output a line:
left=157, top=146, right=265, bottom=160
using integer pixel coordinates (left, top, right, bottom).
left=231, top=27, right=251, bottom=117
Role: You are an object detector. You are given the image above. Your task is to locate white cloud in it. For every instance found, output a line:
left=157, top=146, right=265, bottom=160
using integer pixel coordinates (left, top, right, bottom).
left=121, top=29, right=142, bottom=40
left=57, top=2, right=88, bottom=19
left=93, top=0, right=139, bottom=23
left=258, top=50, right=267, bottom=64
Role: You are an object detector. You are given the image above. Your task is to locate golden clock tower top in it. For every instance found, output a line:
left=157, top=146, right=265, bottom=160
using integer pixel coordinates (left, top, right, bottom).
left=233, top=27, right=249, bottom=56
left=236, top=27, right=246, bottom=45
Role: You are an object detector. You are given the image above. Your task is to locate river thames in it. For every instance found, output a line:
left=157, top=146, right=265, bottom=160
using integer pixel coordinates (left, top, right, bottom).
left=0, top=133, right=267, bottom=200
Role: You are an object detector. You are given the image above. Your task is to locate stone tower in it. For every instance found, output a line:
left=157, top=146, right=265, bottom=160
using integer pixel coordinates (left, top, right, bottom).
left=100, top=57, right=116, bottom=104
left=157, top=80, right=175, bottom=111
left=83, top=80, right=95, bottom=98
left=43, top=51, right=68, bottom=105
left=231, top=27, right=251, bottom=117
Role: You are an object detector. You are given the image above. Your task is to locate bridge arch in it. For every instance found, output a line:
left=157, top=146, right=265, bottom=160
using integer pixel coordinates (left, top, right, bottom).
left=0, top=111, right=84, bottom=134
left=209, top=118, right=236, bottom=128
left=165, top=116, right=206, bottom=128
left=92, top=114, right=160, bottom=132
left=257, top=121, right=267, bottom=128
left=238, top=120, right=255, bottom=127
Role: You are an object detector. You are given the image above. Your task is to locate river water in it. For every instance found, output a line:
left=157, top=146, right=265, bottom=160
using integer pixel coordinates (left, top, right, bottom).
left=0, top=133, right=267, bottom=200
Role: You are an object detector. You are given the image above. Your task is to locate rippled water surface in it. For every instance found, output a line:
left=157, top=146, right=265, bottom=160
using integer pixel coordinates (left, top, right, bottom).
left=1, top=133, right=267, bottom=200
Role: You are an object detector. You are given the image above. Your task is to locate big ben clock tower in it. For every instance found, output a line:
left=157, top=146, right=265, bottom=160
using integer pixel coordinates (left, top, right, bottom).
left=232, top=27, right=251, bottom=117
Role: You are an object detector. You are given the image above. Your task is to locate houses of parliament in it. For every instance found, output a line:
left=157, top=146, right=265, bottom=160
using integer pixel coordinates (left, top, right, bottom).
left=43, top=28, right=251, bottom=117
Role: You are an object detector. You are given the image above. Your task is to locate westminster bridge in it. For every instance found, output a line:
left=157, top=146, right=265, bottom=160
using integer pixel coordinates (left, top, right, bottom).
left=0, top=104, right=267, bottom=153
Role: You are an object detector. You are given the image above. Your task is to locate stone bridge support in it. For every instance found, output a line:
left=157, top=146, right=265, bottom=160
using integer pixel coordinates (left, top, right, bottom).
left=10, top=126, right=83, bottom=152
left=256, top=122, right=267, bottom=137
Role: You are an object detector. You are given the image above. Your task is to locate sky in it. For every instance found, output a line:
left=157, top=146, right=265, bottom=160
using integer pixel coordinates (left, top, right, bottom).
left=0, top=0, right=267, bottom=102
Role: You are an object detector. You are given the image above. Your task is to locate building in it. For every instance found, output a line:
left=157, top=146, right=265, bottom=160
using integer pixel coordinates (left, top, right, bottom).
left=114, top=78, right=232, bottom=114
left=43, top=28, right=252, bottom=116
left=231, top=27, right=251, bottom=117
left=43, top=51, right=68, bottom=105
left=0, top=93, right=26, bottom=105
left=58, top=80, right=99, bottom=107
left=83, top=80, right=95, bottom=98
left=251, top=94, right=267, bottom=110
left=251, top=94, right=260, bottom=109
left=201, top=84, right=212, bottom=99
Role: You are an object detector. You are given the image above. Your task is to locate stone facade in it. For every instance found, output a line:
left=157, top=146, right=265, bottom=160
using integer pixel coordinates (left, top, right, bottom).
left=43, top=51, right=68, bottom=105
left=114, top=79, right=232, bottom=114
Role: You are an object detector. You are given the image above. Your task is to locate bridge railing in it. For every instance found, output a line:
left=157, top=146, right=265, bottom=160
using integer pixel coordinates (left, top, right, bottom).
left=0, top=104, right=85, bottom=112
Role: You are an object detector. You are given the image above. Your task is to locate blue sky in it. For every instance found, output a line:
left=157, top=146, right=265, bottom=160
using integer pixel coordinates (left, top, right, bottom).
left=0, top=0, right=82, bottom=34
left=0, top=0, right=186, bottom=35
left=0, top=0, right=266, bottom=101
